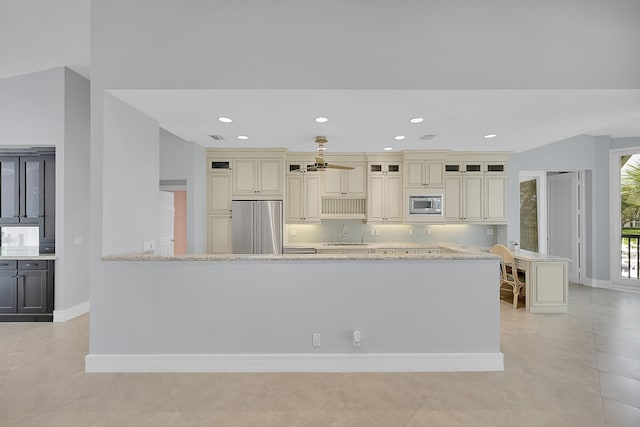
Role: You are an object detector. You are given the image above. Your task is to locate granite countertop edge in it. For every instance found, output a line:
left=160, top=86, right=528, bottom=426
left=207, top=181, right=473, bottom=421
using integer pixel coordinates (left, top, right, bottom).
left=0, top=254, right=57, bottom=260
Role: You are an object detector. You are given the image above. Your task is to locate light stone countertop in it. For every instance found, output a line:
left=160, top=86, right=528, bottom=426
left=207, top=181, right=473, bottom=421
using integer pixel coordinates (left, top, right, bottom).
left=285, top=242, right=441, bottom=250
left=0, top=253, right=56, bottom=260
left=102, top=249, right=498, bottom=262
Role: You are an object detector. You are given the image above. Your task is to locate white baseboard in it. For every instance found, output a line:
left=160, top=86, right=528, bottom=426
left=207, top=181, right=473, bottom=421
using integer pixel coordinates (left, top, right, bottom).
left=85, top=352, right=504, bottom=373
left=581, top=278, right=613, bottom=289
left=53, top=300, right=90, bottom=322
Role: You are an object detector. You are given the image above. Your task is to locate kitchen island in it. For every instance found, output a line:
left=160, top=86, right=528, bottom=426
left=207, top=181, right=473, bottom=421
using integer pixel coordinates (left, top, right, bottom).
left=88, top=248, right=503, bottom=373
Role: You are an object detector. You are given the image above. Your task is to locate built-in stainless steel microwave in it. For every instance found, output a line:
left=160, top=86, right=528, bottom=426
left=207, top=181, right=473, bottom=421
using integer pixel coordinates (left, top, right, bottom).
left=409, top=194, right=443, bottom=215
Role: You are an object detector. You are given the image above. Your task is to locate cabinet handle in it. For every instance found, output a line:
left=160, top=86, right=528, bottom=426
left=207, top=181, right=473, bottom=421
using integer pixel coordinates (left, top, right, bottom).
left=25, top=263, right=33, bottom=267
left=0, top=263, right=10, bottom=266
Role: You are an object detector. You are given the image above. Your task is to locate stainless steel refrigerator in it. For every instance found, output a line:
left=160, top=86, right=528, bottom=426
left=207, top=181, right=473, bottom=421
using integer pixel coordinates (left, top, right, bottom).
left=231, top=200, right=283, bottom=254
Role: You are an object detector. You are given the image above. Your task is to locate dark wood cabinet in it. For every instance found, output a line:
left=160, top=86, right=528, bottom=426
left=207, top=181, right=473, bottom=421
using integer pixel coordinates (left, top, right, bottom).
left=0, top=259, right=54, bottom=321
left=0, top=157, right=20, bottom=224
left=39, top=155, right=55, bottom=253
left=0, top=151, right=55, bottom=253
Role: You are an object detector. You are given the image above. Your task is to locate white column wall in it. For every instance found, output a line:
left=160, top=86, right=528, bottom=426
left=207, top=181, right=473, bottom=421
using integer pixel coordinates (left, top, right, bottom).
left=102, top=94, right=160, bottom=255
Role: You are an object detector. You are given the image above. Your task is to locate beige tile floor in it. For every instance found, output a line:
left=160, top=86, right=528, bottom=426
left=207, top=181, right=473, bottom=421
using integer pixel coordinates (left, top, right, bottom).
left=1, top=283, right=640, bottom=426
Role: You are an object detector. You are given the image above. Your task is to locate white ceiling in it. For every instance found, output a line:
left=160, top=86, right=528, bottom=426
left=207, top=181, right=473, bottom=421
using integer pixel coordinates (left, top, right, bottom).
left=3, top=0, right=640, bottom=154
left=110, top=89, right=640, bottom=153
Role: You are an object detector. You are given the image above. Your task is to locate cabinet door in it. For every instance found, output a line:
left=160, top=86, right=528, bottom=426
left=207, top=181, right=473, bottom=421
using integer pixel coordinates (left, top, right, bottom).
left=233, top=159, right=257, bottom=194
left=322, top=168, right=344, bottom=196
left=485, top=175, right=506, bottom=222
left=445, top=175, right=463, bottom=221
left=20, top=157, right=40, bottom=224
left=286, top=174, right=304, bottom=222
left=208, top=172, right=232, bottom=214
left=367, top=176, right=385, bottom=222
left=386, top=175, right=403, bottom=222
left=405, top=161, right=425, bottom=187
left=39, top=155, right=56, bottom=249
left=0, top=157, right=20, bottom=224
left=17, top=270, right=47, bottom=313
left=208, top=215, right=232, bottom=254
left=344, top=163, right=366, bottom=196
left=427, top=161, right=444, bottom=186
left=0, top=271, right=17, bottom=313
left=258, top=159, right=283, bottom=194
left=464, top=175, right=484, bottom=221
left=304, top=174, right=321, bottom=222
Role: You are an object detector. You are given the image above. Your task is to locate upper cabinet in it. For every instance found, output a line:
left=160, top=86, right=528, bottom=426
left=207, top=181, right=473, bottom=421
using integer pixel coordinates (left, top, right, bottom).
left=0, top=152, right=56, bottom=253
left=444, top=155, right=508, bottom=223
left=0, top=156, right=39, bottom=225
left=233, top=158, right=283, bottom=197
left=403, top=154, right=445, bottom=188
left=367, top=159, right=402, bottom=223
left=321, top=160, right=366, bottom=198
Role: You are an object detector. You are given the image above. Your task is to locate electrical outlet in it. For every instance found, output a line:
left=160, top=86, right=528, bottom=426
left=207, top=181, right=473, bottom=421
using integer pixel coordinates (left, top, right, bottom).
left=409, top=228, right=414, bottom=236
left=487, top=228, right=494, bottom=236
left=375, top=229, right=380, bottom=236
left=312, top=333, right=321, bottom=347
left=290, top=229, right=297, bottom=236
left=143, top=241, right=155, bottom=252
left=427, top=227, right=432, bottom=236
left=369, top=229, right=375, bottom=236
left=352, top=330, right=361, bottom=347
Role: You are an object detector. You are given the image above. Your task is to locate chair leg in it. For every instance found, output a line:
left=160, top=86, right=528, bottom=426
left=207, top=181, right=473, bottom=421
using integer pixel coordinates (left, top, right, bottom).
left=512, top=288, right=519, bottom=309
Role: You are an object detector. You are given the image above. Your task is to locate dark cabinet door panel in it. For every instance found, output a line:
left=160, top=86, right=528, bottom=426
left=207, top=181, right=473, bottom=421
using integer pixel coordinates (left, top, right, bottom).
left=17, top=270, right=47, bottom=313
left=0, top=272, right=17, bottom=313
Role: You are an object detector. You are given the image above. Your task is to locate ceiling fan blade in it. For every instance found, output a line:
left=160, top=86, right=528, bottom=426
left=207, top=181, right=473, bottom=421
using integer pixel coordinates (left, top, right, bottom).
left=306, top=166, right=318, bottom=172
left=326, top=164, right=354, bottom=170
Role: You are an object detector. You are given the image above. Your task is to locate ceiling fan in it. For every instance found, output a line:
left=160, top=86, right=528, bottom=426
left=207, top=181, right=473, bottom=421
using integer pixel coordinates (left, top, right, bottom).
left=307, top=136, right=354, bottom=172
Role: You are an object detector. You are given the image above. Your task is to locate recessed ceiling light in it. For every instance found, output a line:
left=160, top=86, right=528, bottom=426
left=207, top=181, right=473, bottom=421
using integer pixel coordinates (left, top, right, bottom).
left=315, top=117, right=328, bottom=123
left=237, top=135, right=248, bottom=140
left=484, top=134, right=497, bottom=139
left=383, top=147, right=393, bottom=151
left=218, top=117, right=232, bottom=123
left=410, top=117, right=424, bottom=124
left=394, top=135, right=406, bottom=140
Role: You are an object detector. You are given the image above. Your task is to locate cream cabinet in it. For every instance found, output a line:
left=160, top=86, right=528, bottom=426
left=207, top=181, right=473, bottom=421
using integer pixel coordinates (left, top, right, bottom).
left=208, top=214, right=231, bottom=254
left=405, top=160, right=444, bottom=188
left=233, top=158, right=283, bottom=197
left=367, top=159, right=402, bottom=223
left=321, top=162, right=366, bottom=197
left=484, top=175, right=507, bottom=222
left=208, top=172, right=232, bottom=214
left=286, top=172, right=321, bottom=223
left=445, top=170, right=506, bottom=223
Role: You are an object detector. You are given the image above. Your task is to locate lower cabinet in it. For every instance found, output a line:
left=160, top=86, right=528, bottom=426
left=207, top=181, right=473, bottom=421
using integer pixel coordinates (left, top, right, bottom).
left=0, top=260, right=54, bottom=322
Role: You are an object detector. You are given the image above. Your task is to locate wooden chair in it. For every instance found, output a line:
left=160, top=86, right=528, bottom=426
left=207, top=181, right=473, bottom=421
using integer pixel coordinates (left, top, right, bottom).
left=490, top=244, right=525, bottom=309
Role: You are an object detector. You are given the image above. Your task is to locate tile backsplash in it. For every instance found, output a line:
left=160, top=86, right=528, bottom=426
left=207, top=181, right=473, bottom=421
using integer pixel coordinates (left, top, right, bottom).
left=285, top=220, right=504, bottom=247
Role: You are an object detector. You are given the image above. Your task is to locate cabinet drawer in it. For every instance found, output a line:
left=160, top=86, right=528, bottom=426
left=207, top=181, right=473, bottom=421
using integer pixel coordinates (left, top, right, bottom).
left=18, top=260, right=48, bottom=270
left=0, top=261, right=17, bottom=270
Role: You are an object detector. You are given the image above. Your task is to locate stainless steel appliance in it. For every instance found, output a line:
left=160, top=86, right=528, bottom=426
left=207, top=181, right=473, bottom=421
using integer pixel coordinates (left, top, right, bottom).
left=231, top=200, right=283, bottom=254
left=409, top=194, right=443, bottom=215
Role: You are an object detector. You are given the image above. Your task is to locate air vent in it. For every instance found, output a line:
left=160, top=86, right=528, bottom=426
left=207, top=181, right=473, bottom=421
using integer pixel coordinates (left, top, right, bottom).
left=420, top=134, right=437, bottom=140
left=209, top=135, right=225, bottom=141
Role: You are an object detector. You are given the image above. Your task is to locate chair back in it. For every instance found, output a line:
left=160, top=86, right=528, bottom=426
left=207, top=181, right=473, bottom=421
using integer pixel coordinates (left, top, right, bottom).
left=490, top=244, right=518, bottom=283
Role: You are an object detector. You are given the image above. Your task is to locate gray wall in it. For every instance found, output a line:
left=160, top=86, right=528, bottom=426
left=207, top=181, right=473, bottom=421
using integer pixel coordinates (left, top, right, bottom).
left=159, top=130, right=206, bottom=254
left=61, top=68, right=91, bottom=308
left=91, top=0, right=640, bottom=89
left=102, top=94, right=160, bottom=255
left=0, top=67, right=91, bottom=313
left=91, top=259, right=500, bottom=355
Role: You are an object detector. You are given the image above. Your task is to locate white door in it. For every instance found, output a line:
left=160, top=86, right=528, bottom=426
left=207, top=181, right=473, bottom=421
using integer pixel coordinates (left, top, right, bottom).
left=158, top=191, right=175, bottom=256
left=548, top=172, right=579, bottom=283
